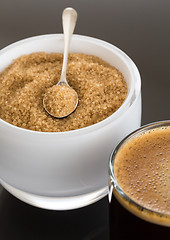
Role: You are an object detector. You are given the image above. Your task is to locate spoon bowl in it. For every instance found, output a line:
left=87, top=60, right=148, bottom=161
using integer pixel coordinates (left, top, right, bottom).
left=43, top=83, right=78, bottom=119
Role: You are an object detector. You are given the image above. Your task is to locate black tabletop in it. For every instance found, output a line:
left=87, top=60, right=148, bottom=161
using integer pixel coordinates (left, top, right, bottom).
left=0, top=0, right=170, bottom=239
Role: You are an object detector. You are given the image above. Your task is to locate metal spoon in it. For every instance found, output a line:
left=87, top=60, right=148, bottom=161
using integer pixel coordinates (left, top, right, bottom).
left=43, top=7, right=78, bottom=118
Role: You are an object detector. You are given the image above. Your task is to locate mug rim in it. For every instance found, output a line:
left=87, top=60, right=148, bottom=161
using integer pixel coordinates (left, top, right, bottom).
left=109, top=120, right=170, bottom=225
left=0, top=34, right=141, bottom=136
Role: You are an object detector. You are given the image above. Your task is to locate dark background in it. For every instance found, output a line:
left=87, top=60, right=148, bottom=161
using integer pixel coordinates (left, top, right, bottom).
left=0, top=0, right=169, bottom=239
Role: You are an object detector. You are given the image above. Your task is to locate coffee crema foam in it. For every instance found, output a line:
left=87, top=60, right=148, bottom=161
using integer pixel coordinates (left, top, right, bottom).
left=114, top=126, right=170, bottom=218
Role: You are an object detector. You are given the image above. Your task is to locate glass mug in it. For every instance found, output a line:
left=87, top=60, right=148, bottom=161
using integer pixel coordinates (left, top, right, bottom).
left=109, top=121, right=170, bottom=239
left=0, top=34, right=141, bottom=210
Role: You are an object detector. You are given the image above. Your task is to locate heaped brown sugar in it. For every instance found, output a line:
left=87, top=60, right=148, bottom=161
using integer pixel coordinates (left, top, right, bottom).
left=43, top=84, right=78, bottom=118
left=0, top=52, right=127, bottom=132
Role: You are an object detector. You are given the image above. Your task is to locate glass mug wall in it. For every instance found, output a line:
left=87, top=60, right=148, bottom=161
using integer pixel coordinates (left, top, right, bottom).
left=109, top=121, right=170, bottom=239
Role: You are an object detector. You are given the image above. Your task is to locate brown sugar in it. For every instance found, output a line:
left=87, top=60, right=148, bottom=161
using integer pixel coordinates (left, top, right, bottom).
left=43, top=84, right=78, bottom=118
left=0, top=52, right=127, bottom=132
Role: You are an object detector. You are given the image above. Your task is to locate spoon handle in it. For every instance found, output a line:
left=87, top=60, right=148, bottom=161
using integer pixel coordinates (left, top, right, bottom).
left=60, top=8, right=78, bottom=83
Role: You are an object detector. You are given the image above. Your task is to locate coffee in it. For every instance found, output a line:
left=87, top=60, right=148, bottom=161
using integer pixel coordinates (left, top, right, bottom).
left=114, top=125, right=170, bottom=224
left=109, top=195, right=170, bottom=239
left=109, top=122, right=170, bottom=239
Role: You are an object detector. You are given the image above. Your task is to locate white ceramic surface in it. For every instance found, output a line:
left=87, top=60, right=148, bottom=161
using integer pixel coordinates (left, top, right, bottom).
left=0, top=34, right=141, bottom=209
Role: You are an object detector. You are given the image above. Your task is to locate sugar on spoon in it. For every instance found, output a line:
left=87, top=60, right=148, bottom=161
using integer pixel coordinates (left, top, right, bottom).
left=43, top=7, right=78, bottom=118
